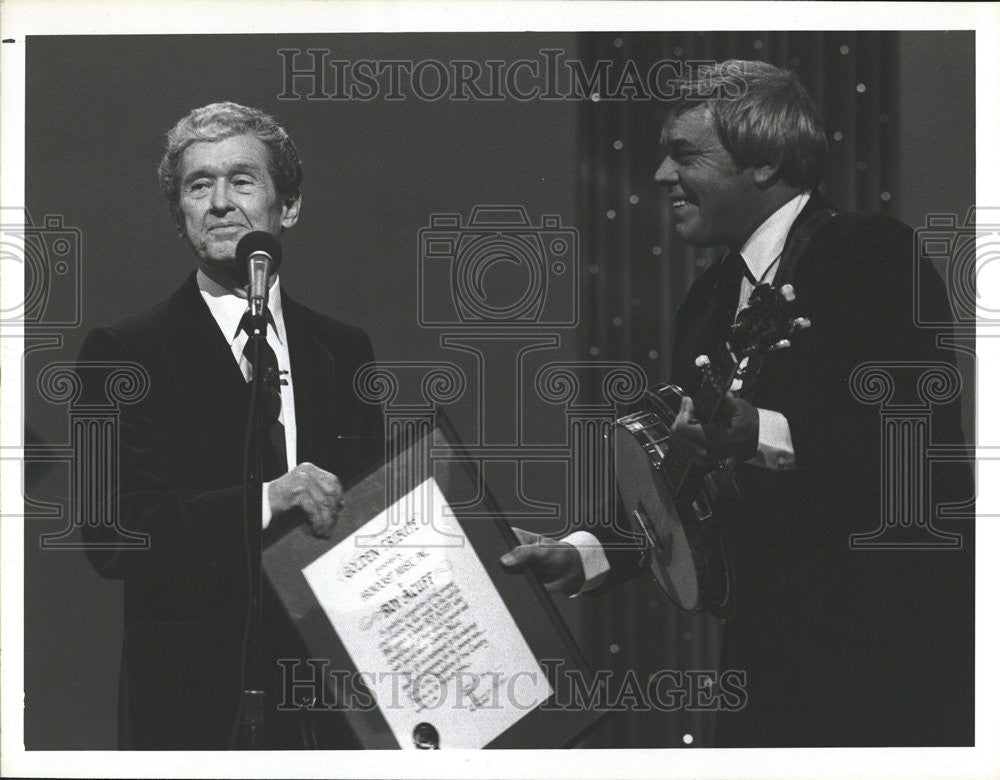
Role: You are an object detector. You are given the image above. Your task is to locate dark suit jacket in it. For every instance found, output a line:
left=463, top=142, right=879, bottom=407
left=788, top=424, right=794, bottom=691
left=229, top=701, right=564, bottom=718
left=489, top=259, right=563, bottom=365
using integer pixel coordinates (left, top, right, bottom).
left=610, top=194, right=974, bottom=746
left=78, top=272, right=384, bottom=749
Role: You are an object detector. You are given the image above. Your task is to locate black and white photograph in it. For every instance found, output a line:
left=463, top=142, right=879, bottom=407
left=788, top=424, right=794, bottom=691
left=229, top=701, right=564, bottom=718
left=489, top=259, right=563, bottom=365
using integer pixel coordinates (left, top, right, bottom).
left=1, top=2, right=997, bottom=778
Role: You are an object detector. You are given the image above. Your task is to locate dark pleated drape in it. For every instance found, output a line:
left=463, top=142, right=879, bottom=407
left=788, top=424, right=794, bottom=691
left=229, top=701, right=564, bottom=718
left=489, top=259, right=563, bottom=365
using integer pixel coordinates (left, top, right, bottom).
left=576, top=31, right=899, bottom=748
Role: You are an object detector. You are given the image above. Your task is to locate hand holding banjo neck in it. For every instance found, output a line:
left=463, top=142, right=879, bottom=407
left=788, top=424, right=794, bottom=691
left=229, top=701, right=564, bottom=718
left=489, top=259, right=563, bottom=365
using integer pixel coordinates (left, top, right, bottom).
left=612, top=282, right=810, bottom=619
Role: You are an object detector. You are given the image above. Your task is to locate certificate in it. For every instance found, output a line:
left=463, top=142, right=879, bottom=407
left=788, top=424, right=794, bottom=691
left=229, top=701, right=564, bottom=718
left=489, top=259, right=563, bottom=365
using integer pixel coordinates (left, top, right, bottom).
left=263, top=415, right=604, bottom=749
left=301, top=477, right=553, bottom=749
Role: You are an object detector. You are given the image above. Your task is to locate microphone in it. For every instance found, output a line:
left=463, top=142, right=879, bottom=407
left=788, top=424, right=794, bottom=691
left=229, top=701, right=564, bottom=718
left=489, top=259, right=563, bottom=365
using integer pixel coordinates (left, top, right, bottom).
left=235, top=231, right=283, bottom=319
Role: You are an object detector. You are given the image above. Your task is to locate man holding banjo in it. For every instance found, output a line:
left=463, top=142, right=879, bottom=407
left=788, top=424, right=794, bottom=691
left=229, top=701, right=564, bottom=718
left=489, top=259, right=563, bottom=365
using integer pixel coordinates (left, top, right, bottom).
left=502, top=60, right=973, bottom=748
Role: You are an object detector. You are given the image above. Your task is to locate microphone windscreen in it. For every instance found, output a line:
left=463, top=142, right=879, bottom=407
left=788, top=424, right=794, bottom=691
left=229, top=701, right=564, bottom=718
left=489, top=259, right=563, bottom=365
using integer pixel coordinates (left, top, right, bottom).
left=235, top=231, right=283, bottom=273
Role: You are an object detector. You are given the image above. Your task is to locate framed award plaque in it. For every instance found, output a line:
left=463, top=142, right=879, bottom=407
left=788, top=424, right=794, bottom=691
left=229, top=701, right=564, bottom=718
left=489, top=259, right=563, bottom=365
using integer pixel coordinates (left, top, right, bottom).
left=263, top=413, right=606, bottom=749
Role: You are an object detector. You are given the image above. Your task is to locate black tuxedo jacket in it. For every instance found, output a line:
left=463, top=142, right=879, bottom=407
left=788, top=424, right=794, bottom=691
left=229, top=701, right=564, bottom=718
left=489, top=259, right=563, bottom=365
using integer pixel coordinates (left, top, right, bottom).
left=609, top=194, right=973, bottom=746
left=79, top=272, right=384, bottom=749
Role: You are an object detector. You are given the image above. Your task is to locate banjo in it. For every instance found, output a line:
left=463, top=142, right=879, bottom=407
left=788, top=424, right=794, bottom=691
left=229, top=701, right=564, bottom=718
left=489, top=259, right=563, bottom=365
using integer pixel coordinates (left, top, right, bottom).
left=613, top=282, right=810, bottom=620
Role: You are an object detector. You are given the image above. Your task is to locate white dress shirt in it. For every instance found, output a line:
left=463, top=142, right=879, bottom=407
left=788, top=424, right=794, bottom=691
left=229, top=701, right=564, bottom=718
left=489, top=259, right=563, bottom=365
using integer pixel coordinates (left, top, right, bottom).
left=197, top=269, right=297, bottom=528
left=736, top=190, right=810, bottom=471
left=568, top=191, right=811, bottom=593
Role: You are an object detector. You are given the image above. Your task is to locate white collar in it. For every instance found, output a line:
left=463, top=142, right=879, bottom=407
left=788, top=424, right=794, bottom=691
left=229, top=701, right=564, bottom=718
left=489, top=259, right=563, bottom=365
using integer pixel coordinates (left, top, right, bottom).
left=740, top=191, right=812, bottom=281
left=196, top=269, right=286, bottom=345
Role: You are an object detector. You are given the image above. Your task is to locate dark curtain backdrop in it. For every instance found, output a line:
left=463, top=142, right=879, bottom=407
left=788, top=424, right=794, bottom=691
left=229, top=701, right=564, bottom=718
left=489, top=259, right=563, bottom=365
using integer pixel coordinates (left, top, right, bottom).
left=575, top=31, right=901, bottom=748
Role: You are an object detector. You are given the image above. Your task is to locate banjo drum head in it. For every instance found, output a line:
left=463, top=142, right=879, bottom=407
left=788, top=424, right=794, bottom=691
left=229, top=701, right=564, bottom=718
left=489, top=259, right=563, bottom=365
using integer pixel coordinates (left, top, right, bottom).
left=613, top=425, right=700, bottom=612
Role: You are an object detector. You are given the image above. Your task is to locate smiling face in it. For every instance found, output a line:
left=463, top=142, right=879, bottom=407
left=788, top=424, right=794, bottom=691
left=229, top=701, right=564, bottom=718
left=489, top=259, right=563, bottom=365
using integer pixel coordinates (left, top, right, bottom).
left=176, top=134, right=300, bottom=283
left=654, top=104, right=763, bottom=250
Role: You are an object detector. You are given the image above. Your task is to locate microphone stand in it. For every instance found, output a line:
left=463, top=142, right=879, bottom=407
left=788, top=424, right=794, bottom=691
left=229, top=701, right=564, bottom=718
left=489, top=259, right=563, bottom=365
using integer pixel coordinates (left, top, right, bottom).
left=238, top=300, right=269, bottom=749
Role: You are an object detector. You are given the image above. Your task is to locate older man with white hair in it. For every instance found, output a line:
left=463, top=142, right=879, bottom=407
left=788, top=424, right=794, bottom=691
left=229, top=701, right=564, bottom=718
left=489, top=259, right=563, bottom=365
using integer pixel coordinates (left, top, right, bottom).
left=79, top=102, right=383, bottom=749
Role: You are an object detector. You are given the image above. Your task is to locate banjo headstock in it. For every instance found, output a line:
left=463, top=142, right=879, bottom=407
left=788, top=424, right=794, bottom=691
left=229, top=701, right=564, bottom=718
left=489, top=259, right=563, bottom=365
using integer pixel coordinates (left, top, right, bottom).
left=693, top=283, right=810, bottom=411
left=730, top=283, right=810, bottom=361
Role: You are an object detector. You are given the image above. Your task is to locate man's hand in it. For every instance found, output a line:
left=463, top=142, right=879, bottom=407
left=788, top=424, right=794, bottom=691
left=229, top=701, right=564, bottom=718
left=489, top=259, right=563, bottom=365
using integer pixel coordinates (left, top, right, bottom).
left=500, top=528, right=585, bottom=595
left=268, top=462, right=344, bottom=539
left=670, top=392, right=760, bottom=465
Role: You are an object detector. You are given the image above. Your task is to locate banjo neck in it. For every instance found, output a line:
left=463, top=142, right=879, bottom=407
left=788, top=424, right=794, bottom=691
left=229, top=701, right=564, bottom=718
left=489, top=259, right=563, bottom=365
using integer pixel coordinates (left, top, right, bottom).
left=657, top=339, right=741, bottom=500
left=659, top=282, right=807, bottom=499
